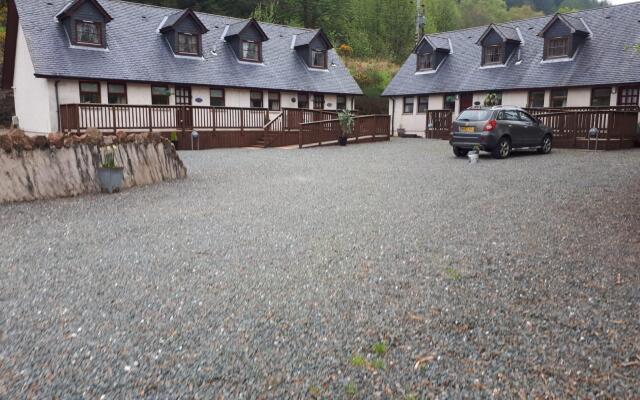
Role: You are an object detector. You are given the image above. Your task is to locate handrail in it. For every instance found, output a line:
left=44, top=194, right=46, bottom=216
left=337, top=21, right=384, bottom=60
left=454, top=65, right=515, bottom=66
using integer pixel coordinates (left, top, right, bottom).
left=299, top=114, right=390, bottom=126
left=263, top=111, right=283, bottom=130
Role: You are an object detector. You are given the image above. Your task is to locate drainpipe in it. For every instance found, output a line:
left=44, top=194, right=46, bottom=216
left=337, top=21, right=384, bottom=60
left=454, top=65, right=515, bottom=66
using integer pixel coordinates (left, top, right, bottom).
left=55, top=80, right=61, bottom=132
left=390, top=97, right=396, bottom=136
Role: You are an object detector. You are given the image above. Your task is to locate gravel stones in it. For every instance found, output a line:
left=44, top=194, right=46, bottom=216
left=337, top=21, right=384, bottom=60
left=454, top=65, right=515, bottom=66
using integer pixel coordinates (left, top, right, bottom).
left=0, top=139, right=638, bottom=398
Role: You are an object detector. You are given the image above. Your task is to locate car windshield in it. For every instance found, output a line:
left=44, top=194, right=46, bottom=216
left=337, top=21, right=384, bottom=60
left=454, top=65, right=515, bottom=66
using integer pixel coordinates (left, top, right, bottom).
left=457, top=110, right=493, bottom=121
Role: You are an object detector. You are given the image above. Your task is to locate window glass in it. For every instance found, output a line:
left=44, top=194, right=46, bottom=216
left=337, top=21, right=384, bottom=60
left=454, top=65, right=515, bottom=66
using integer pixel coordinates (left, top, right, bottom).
left=210, top=88, right=225, bottom=107
left=484, top=45, right=503, bottom=65
left=311, top=49, right=326, bottom=68
left=242, top=41, right=260, bottom=61
left=528, top=91, right=545, bottom=108
left=313, top=94, right=324, bottom=110
left=591, top=88, right=611, bottom=107
left=151, top=86, right=170, bottom=105
left=418, top=96, right=429, bottom=113
left=547, top=37, right=569, bottom=58
left=298, top=93, right=309, bottom=109
left=417, top=53, right=432, bottom=70
left=550, top=89, right=568, bottom=108
left=107, top=83, right=127, bottom=104
left=498, top=110, right=520, bottom=121
left=444, top=94, right=456, bottom=111
left=403, top=97, right=414, bottom=114
left=457, top=109, right=493, bottom=121
left=250, top=91, right=263, bottom=108
left=79, top=82, right=100, bottom=103
left=268, top=92, right=280, bottom=111
left=177, top=33, right=199, bottom=55
left=518, top=111, right=537, bottom=123
left=337, top=95, right=347, bottom=110
left=76, top=21, right=101, bottom=45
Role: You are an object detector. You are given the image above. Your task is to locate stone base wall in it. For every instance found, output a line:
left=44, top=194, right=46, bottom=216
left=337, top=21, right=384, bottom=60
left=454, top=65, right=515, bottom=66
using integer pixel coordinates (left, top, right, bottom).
left=0, top=130, right=187, bottom=204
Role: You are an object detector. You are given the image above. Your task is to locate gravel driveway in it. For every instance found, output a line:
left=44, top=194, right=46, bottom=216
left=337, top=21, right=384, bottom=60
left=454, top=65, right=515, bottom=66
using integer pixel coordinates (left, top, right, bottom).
left=1, top=139, right=639, bottom=399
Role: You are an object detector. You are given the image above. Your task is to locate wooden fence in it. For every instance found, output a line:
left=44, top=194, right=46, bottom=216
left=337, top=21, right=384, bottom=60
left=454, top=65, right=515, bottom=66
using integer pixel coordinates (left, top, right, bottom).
left=263, top=108, right=338, bottom=147
left=59, top=104, right=269, bottom=134
left=299, top=115, right=390, bottom=148
left=425, top=108, right=639, bottom=150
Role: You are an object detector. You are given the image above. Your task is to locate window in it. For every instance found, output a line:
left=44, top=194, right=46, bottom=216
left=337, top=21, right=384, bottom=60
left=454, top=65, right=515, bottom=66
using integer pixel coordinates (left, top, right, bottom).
left=242, top=41, right=261, bottom=62
left=443, top=94, right=456, bottom=111
left=177, top=33, right=199, bottom=55
left=418, top=96, right=429, bottom=113
left=591, top=88, right=611, bottom=107
left=268, top=92, right=281, bottom=111
left=618, top=86, right=640, bottom=106
left=313, top=94, right=324, bottom=110
left=528, top=91, right=545, bottom=108
left=403, top=96, right=414, bottom=114
left=417, top=53, right=432, bottom=71
left=550, top=89, right=568, bottom=108
left=210, top=88, right=225, bottom=107
left=547, top=37, right=569, bottom=58
left=250, top=91, right=263, bottom=108
left=457, top=109, right=493, bottom=121
left=311, top=49, right=327, bottom=68
left=497, top=110, right=520, bottom=121
left=518, top=111, right=537, bottom=124
left=298, top=93, right=309, bottom=109
left=75, top=21, right=102, bottom=46
left=107, top=83, right=127, bottom=104
left=151, top=85, right=171, bottom=105
left=337, top=95, right=347, bottom=111
left=79, top=81, right=100, bottom=103
left=484, top=45, right=503, bottom=65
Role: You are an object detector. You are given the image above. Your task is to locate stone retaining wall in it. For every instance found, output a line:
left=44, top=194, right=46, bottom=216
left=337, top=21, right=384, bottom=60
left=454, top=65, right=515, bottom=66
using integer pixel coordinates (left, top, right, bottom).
left=0, top=129, right=187, bottom=204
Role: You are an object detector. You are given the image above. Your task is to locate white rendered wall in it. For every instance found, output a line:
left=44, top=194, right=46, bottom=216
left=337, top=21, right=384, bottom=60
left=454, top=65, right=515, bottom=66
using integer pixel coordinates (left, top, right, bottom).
left=502, top=91, right=528, bottom=107
left=13, top=23, right=53, bottom=134
left=567, top=87, right=591, bottom=107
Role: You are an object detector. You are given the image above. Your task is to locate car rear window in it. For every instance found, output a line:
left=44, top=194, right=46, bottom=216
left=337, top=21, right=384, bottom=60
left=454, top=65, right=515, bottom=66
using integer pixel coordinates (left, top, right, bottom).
left=457, top=110, right=493, bottom=121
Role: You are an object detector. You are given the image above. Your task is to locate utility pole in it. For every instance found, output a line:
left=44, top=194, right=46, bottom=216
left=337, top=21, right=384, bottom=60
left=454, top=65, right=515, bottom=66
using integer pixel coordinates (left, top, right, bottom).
left=416, top=0, right=425, bottom=43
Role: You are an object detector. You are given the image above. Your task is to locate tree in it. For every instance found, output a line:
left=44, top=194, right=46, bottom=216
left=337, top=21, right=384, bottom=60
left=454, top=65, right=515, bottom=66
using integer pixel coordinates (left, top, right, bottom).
left=508, top=5, right=544, bottom=20
left=459, top=0, right=509, bottom=28
left=424, top=0, right=462, bottom=34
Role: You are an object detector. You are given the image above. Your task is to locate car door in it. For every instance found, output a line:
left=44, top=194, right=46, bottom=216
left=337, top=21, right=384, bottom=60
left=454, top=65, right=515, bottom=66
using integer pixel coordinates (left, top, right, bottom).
left=518, top=111, right=542, bottom=146
left=497, top=110, right=526, bottom=147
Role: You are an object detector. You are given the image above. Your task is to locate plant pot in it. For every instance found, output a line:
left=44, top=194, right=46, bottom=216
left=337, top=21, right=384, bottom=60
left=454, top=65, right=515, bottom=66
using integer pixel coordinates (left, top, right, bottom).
left=397, top=128, right=406, bottom=137
left=468, top=152, right=479, bottom=164
left=97, top=167, right=124, bottom=194
left=338, top=136, right=348, bottom=146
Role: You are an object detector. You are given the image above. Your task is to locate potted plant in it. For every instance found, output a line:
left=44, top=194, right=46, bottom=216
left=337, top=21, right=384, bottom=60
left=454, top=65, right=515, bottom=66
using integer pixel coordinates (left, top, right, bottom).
left=170, top=131, right=179, bottom=148
left=97, top=145, right=124, bottom=194
left=337, top=110, right=354, bottom=146
left=468, top=145, right=480, bottom=164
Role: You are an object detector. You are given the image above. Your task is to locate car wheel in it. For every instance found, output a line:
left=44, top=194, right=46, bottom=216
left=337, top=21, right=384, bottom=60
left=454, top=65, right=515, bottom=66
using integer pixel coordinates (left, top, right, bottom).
left=538, top=134, right=552, bottom=154
left=453, top=147, right=469, bottom=157
left=492, top=137, right=511, bottom=159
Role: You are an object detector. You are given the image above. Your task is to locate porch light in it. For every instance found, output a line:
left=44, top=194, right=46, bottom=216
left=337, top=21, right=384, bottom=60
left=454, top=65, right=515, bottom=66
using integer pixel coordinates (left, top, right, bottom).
left=611, top=87, right=617, bottom=94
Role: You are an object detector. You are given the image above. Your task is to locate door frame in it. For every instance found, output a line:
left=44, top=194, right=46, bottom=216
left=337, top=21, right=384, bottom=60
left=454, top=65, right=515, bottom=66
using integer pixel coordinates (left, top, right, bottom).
left=174, top=85, right=193, bottom=130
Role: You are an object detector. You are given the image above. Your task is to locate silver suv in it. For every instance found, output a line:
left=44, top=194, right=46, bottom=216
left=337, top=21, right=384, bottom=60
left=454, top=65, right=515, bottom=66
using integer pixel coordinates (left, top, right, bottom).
left=450, top=106, right=553, bottom=159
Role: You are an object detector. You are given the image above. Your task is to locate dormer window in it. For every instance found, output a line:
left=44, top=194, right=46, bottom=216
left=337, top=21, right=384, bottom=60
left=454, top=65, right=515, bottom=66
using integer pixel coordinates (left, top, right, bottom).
left=242, top=40, right=261, bottom=62
left=546, top=37, right=569, bottom=58
left=177, top=33, right=199, bottom=55
left=417, top=53, right=432, bottom=70
left=311, top=49, right=327, bottom=68
left=484, top=44, right=504, bottom=65
left=75, top=20, right=102, bottom=46
left=159, top=8, right=208, bottom=57
left=57, top=0, right=113, bottom=48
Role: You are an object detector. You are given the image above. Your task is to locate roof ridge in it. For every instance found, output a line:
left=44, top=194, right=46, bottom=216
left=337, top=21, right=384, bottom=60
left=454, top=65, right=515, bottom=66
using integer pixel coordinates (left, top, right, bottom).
left=107, top=0, right=316, bottom=32
left=420, top=1, right=639, bottom=36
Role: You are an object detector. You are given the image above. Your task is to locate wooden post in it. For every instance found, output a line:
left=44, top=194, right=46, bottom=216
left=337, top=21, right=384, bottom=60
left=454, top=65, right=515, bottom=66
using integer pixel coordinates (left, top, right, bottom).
left=240, top=110, right=245, bottom=134
left=299, top=123, right=303, bottom=149
left=572, top=111, right=578, bottom=148
left=112, top=106, right=117, bottom=134
left=148, top=107, right=153, bottom=132
left=212, top=107, right=216, bottom=134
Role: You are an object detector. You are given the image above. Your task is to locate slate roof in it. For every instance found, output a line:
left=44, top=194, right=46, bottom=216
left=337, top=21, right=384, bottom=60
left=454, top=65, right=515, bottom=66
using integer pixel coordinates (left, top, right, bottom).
left=14, top=0, right=362, bottom=95
left=383, top=3, right=640, bottom=97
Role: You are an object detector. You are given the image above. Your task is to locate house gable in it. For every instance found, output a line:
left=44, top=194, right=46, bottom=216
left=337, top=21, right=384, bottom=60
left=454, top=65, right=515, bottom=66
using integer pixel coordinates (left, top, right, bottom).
left=538, top=14, right=590, bottom=59
left=225, top=19, right=270, bottom=62
left=160, top=9, right=209, bottom=57
left=477, top=24, right=521, bottom=66
left=414, top=36, right=450, bottom=71
left=56, top=0, right=112, bottom=48
left=294, top=30, right=333, bottom=69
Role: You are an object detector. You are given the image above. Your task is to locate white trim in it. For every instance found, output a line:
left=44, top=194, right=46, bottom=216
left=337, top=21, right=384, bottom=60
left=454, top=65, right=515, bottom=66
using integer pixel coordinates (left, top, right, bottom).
left=448, top=38, right=454, bottom=54
left=237, top=59, right=266, bottom=66
left=220, top=25, right=230, bottom=40
left=515, top=27, right=524, bottom=45
left=63, top=27, right=109, bottom=51
left=541, top=46, right=580, bottom=64
left=173, top=53, right=205, bottom=60
left=580, top=18, right=593, bottom=38
left=290, top=34, right=297, bottom=49
left=479, top=63, right=507, bottom=69
left=157, top=16, right=168, bottom=33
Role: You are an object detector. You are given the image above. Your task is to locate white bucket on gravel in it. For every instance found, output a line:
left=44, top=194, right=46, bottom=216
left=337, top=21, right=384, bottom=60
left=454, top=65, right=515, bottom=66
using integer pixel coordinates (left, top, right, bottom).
left=468, top=152, right=479, bottom=164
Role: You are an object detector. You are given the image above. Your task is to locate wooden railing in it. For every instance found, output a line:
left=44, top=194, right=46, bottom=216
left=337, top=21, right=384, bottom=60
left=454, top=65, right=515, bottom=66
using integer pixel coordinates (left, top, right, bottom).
left=425, top=110, right=453, bottom=140
left=299, top=115, right=391, bottom=148
left=525, top=105, right=640, bottom=115
left=59, top=104, right=270, bottom=133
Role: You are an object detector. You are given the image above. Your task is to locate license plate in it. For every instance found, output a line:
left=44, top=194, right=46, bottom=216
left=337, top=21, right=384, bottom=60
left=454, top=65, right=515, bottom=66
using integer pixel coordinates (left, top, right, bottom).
left=460, top=126, right=474, bottom=133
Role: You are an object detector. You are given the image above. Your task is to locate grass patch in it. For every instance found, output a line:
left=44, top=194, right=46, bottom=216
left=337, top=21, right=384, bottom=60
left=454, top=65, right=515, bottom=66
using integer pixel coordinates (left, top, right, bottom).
left=344, top=382, right=358, bottom=397
left=307, top=385, right=322, bottom=398
left=445, top=266, right=461, bottom=281
left=371, top=358, right=385, bottom=370
left=372, top=342, right=388, bottom=356
left=351, top=354, right=366, bottom=368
